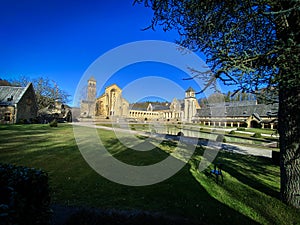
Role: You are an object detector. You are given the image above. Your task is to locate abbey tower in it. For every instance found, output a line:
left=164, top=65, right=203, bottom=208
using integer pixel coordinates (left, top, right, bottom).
left=184, top=87, right=200, bottom=122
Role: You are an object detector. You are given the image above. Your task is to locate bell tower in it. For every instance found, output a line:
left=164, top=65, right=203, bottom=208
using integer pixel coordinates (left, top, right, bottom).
left=87, top=76, right=96, bottom=102
left=184, top=87, right=197, bottom=122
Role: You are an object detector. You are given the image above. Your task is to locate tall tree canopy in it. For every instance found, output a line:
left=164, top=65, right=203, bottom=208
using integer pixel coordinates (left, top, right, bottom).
left=134, top=0, right=300, bottom=207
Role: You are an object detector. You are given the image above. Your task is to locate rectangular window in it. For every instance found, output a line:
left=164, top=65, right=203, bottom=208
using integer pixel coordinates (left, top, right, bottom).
left=4, top=113, right=11, bottom=121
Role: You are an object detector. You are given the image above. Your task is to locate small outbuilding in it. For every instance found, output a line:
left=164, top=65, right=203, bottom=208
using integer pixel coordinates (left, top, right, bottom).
left=0, top=83, right=38, bottom=124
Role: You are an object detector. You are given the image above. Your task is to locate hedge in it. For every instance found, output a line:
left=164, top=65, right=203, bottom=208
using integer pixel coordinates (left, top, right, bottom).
left=0, top=164, right=51, bottom=225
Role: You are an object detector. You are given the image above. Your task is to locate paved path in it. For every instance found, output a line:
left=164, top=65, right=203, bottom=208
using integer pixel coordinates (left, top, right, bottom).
left=72, top=122, right=273, bottom=158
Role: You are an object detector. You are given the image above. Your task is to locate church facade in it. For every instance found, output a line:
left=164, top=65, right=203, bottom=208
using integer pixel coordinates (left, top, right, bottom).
left=95, top=84, right=129, bottom=117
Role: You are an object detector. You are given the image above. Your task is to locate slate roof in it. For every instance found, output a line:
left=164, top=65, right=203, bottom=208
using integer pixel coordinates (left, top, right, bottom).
left=152, top=104, right=170, bottom=111
left=208, top=100, right=258, bottom=108
left=0, top=84, right=29, bottom=106
left=129, top=103, right=171, bottom=111
left=195, top=103, right=278, bottom=118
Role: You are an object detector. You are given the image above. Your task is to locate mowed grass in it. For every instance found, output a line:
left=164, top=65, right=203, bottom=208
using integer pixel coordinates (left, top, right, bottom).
left=0, top=124, right=299, bottom=225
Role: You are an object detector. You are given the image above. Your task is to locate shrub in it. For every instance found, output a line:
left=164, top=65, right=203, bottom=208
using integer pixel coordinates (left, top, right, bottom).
left=151, top=129, right=156, bottom=134
left=0, top=164, right=51, bottom=225
left=49, top=119, right=58, bottom=127
left=212, top=129, right=217, bottom=133
left=237, top=127, right=246, bottom=131
left=17, top=118, right=28, bottom=124
left=216, top=134, right=225, bottom=142
left=229, top=130, right=236, bottom=135
left=177, top=131, right=184, bottom=136
left=252, top=132, right=262, bottom=138
left=65, top=208, right=200, bottom=225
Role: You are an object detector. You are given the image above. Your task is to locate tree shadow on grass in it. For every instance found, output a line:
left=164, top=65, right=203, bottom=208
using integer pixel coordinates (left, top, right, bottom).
left=217, top=152, right=280, bottom=199
left=95, top=138, right=260, bottom=225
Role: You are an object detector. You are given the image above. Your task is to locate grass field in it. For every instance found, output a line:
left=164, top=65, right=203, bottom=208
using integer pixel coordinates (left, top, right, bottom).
left=0, top=124, right=298, bottom=225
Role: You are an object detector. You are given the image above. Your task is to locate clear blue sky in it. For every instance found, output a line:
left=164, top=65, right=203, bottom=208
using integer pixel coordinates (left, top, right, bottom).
left=0, top=0, right=233, bottom=105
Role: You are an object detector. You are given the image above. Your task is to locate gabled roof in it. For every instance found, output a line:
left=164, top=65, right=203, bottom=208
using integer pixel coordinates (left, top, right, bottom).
left=105, top=83, right=122, bottom=91
left=0, top=83, right=33, bottom=106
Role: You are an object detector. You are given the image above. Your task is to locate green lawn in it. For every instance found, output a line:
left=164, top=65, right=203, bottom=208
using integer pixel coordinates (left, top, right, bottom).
left=244, top=128, right=277, bottom=135
left=0, top=124, right=298, bottom=225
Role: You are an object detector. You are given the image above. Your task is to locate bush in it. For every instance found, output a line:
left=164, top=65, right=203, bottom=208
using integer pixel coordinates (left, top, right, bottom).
left=237, top=127, right=246, bottom=131
left=17, top=118, right=28, bottom=124
left=65, top=208, right=200, bottom=225
left=0, top=164, right=51, bottom=225
left=252, top=132, right=262, bottom=138
left=216, top=134, right=225, bottom=142
left=177, top=131, right=184, bottom=136
left=49, top=119, right=58, bottom=127
left=229, top=130, right=236, bottom=135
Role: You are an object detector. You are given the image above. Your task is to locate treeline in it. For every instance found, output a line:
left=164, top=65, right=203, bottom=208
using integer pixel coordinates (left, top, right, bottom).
left=199, top=91, right=257, bottom=107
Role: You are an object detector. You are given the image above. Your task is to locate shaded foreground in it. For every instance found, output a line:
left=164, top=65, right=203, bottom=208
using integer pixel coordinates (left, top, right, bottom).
left=0, top=124, right=299, bottom=225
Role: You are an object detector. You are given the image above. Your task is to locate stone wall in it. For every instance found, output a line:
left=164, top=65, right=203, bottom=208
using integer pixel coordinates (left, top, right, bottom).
left=16, top=84, right=38, bottom=123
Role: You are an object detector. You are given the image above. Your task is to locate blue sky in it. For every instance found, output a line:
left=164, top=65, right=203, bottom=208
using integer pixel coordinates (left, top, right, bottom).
left=0, top=0, right=233, bottom=105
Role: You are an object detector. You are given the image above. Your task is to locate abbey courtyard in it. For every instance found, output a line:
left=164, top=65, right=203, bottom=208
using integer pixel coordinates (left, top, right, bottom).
left=80, top=77, right=278, bottom=129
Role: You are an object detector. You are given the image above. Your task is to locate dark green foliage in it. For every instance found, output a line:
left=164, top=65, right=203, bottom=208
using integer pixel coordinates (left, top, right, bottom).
left=65, top=208, right=201, bottom=225
left=252, top=132, right=262, bottom=138
left=177, top=131, right=184, bottom=136
left=237, top=127, right=246, bottom=131
left=17, top=118, right=28, bottom=124
left=216, top=134, right=225, bottom=142
left=0, top=164, right=51, bottom=225
left=49, top=119, right=58, bottom=127
left=229, top=130, right=236, bottom=135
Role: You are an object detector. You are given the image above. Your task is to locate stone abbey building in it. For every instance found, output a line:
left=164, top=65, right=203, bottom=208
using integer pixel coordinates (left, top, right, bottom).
left=80, top=77, right=278, bottom=128
left=80, top=77, right=199, bottom=122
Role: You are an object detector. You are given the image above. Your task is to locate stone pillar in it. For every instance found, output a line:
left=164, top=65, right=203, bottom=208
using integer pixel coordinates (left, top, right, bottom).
left=231, top=122, right=233, bottom=127
left=271, top=123, right=274, bottom=129
left=219, top=122, right=221, bottom=126
left=262, top=123, right=265, bottom=129
left=208, top=121, right=211, bottom=126
left=237, top=122, right=240, bottom=127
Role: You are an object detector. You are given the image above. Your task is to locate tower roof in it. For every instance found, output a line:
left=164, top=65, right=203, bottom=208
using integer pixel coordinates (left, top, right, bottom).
left=89, top=76, right=96, bottom=82
left=186, top=87, right=195, bottom=93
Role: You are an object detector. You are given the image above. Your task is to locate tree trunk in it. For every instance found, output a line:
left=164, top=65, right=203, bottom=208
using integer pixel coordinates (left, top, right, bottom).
left=279, top=85, right=300, bottom=208
left=274, top=0, right=300, bottom=208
